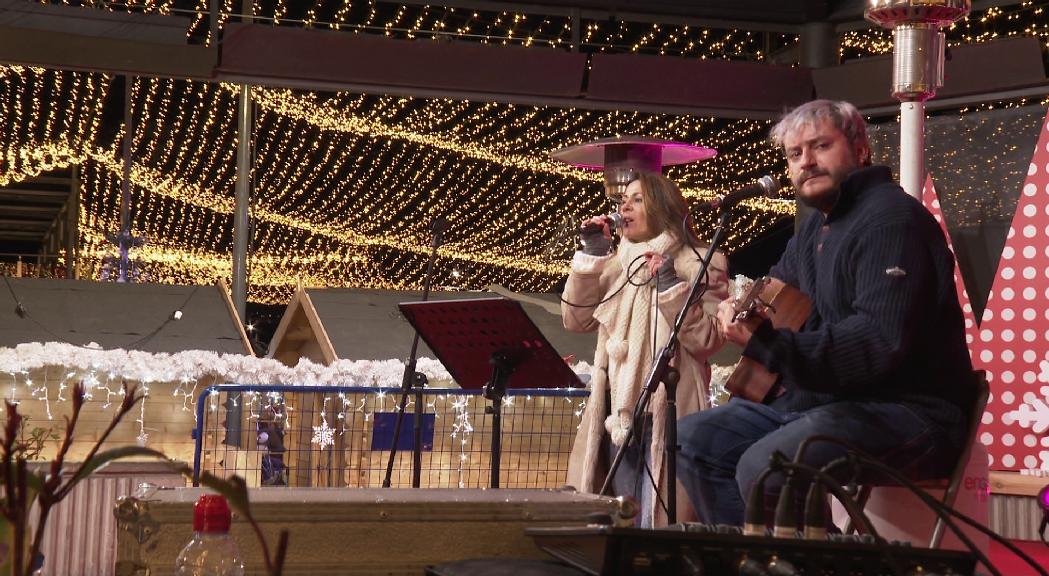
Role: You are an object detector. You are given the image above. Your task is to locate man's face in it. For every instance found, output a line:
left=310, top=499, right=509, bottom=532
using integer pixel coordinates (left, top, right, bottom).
left=783, top=118, right=867, bottom=213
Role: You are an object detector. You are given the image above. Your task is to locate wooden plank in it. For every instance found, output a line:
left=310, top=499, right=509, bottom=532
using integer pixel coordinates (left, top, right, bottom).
left=989, top=470, right=1047, bottom=496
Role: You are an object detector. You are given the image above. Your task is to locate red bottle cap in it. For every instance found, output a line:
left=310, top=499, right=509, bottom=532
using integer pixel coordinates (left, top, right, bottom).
left=192, top=494, right=232, bottom=533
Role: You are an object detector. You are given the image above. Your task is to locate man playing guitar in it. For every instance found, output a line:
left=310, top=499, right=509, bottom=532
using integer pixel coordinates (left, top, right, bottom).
left=676, top=99, right=976, bottom=528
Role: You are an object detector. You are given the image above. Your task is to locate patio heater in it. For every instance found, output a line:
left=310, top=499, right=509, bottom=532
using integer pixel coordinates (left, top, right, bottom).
left=865, top=0, right=970, bottom=198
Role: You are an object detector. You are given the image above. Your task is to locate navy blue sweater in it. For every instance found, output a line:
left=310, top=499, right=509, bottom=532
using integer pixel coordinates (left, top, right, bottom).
left=743, top=166, right=975, bottom=421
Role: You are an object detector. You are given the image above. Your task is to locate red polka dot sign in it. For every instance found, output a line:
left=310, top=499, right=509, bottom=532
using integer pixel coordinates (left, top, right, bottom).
left=920, top=175, right=980, bottom=350
left=975, top=109, right=1049, bottom=472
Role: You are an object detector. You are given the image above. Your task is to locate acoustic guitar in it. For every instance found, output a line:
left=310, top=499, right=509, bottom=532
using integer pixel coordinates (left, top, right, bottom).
left=723, top=277, right=812, bottom=403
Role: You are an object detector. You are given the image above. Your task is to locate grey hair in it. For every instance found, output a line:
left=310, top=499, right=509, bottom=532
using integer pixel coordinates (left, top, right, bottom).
left=770, top=99, right=870, bottom=157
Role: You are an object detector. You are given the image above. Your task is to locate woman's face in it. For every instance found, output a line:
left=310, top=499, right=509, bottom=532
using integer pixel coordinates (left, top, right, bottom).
left=617, top=179, right=655, bottom=242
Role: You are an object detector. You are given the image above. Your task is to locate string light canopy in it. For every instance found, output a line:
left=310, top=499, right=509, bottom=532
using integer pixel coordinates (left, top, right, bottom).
left=1, top=65, right=794, bottom=304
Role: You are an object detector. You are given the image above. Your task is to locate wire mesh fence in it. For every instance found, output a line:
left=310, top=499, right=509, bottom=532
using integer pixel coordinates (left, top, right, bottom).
left=192, top=385, right=589, bottom=489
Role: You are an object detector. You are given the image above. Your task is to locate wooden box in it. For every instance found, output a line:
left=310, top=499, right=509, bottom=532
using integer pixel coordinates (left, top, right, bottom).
left=115, top=487, right=621, bottom=575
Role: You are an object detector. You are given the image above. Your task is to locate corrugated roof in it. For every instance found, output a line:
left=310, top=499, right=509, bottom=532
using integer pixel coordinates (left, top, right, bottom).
left=303, top=288, right=599, bottom=364
left=0, top=277, right=250, bottom=354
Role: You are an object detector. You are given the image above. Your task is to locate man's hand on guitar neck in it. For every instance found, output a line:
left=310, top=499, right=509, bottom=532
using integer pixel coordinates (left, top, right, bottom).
left=716, top=298, right=768, bottom=347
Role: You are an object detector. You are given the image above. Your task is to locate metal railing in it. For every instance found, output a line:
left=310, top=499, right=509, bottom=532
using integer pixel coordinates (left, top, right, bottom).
left=192, top=384, right=589, bottom=489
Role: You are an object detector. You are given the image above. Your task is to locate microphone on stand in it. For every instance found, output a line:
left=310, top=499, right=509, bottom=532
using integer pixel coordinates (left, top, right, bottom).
left=382, top=216, right=448, bottom=489
left=431, top=216, right=450, bottom=248
left=696, top=175, right=782, bottom=211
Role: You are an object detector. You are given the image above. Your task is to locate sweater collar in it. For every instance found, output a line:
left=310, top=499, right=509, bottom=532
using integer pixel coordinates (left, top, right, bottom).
left=825, top=165, right=894, bottom=223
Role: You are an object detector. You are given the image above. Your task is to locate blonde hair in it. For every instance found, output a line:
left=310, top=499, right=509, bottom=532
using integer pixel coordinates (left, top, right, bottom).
left=770, top=99, right=871, bottom=165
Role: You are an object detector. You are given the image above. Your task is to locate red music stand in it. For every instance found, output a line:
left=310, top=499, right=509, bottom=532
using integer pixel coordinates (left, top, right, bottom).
left=398, top=297, right=582, bottom=487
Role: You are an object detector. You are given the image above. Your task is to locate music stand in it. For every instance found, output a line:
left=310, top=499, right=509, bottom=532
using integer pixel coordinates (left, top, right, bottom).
left=398, top=297, right=582, bottom=488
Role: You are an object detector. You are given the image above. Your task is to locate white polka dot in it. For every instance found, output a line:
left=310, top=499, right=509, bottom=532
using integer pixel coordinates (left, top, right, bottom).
left=1023, top=267, right=1036, bottom=279
left=1023, top=392, right=1038, bottom=404
left=983, top=308, right=995, bottom=322
left=1022, top=287, right=1036, bottom=300
left=1023, top=329, right=1036, bottom=342
left=1023, top=204, right=1037, bottom=217
left=1043, top=437, right=1049, bottom=447
left=1025, top=455, right=1039, bottom=468
left=1045, top=329, right=1049, bottom=340
left=963, top=302, right=972, bottom=314
left=980, top=432, right=994, bottom=445
left=1029, top=163, right=1037, bottom=176
left=1001, top=329, right=1015, bottom=342
left=1022, top=246, right=1035, bottom=259
left=1002, top=370, right=1015, bottom=383
left=1002, top=454, right=1015, bottom=467
left=983, top=411, right=995, bottom=425
left=1024, top=371, right=1037, bottom=384
left=1001, top=390, right=1015, bottom=404
left=965, top=333, right=973, bottom=344
left=980, top=329, right=994, bottom=342
left=986, top=371, right=994, bottom=383
left=1008, top=227, right=1015, bottom=239
left=1002, top=308, right=1014, bottom=321
left=1001, top=267, right=1015, bottom=280
left=1003, top=433, right=1015, bottom=446
left=1002, top=349, right=1015, bottom=362
left=1023, top=225, right=1036, bottom=238
left=1024, top=434, right=1037, bottom=447
left=1023, top=308, right=1036, bottom=321
left=980, top=350, right=994, bottom=363
left=965, top=318, right=973, bottom=329
left=1023, top=349, right=1037, bottom=362
left=1002, top=287, right=1015, bottom=301
left=1002, top=246, right=1015, bottom=260
left=1002, top=411, right=1014, bottom=425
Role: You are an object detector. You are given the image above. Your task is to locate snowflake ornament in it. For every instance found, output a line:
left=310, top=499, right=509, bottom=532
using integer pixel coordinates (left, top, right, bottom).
left=1006, top=360, right=1049, bottom=436
left=312, top=421, right=335, bottom=448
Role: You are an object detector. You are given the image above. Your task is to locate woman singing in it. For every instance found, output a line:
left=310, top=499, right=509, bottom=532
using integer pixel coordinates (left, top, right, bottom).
left=562, top=170, right=728, bottom=527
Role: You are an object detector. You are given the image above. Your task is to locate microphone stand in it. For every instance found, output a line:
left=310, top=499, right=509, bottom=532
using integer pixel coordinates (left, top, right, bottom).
left=599, top=209, right=733, bottom=524
left=383, top=218, right=447, bottom=488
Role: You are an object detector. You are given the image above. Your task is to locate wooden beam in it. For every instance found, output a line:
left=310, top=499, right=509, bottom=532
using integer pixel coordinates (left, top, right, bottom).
left=0, top=26, right=216, bottom=79
left=989, top=470, right=1048, bottom=497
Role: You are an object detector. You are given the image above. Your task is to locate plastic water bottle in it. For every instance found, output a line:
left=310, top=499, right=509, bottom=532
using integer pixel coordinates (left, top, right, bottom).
left=174, top=494, right=245, bottom=576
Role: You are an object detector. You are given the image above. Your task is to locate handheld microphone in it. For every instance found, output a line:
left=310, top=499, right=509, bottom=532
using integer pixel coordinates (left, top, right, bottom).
left=696, top=175, right=782, bottom=211
left=580, top=213, right=623, bottom=234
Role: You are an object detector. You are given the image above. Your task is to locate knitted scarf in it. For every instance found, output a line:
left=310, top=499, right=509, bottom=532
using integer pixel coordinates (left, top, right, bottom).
left=593, top=231, right=679, bottom=446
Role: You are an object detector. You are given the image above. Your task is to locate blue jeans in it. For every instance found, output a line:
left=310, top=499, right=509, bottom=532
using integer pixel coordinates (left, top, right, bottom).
left=606, top=420, right=655, bottom=528
left=676, top=397, right=963, bottom=526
